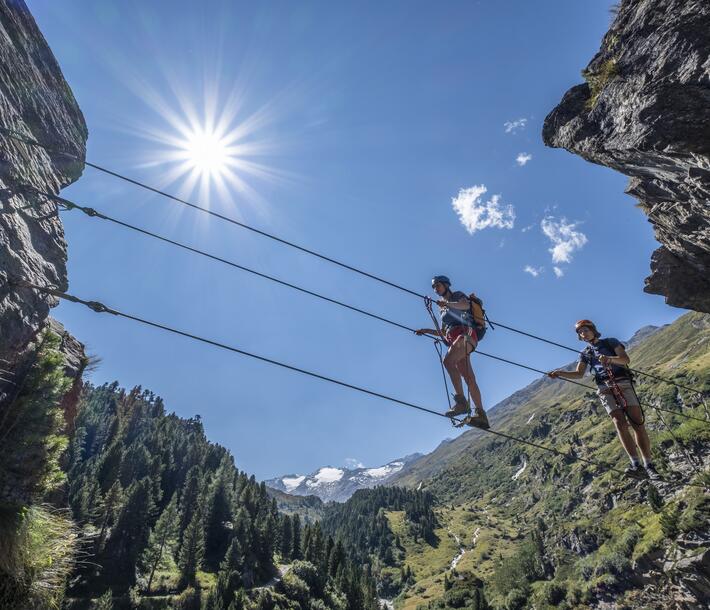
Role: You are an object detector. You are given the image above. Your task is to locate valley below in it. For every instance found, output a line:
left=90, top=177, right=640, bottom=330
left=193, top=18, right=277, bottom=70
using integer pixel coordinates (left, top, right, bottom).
left=2, top=0, right=710, bottom=608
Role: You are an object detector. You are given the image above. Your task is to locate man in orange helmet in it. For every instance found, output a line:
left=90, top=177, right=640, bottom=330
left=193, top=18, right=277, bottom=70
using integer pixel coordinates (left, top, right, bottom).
left=548, top=320, right=658, bottom=479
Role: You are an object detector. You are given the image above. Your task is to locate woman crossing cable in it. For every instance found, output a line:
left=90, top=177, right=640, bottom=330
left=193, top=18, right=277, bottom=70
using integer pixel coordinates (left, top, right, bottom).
left=416, top=276, right=489, bottom=429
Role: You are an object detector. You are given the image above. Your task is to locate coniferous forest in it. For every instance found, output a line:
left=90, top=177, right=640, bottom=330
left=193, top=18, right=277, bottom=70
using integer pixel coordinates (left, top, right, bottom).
left=63, top=381, right=382, bottom=609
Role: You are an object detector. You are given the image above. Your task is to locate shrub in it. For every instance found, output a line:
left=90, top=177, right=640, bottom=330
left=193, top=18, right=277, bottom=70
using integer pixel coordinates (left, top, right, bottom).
left=581, top=59, right=618, bottom=109
left=617, top=526, right=641, bottom=558
left=538, top=581, right=566, bottom=605
left=0, top=330, right=71, bottom=505
left=594, top=550, right=631, bottom=577
left=0, top=505, right=78, bottom=610
left=279, top=572, right=310, bottom=605
left=94, top=589, right=112, bottom=609
left=647, top=485, right=664, bottom=513
left=659, top=503, right=681, bottom=539
left=679, top=492, right=709, bottom=534
left=171, top=586, right=200, bottom=610
left=503, top=587, right=529, bottom=610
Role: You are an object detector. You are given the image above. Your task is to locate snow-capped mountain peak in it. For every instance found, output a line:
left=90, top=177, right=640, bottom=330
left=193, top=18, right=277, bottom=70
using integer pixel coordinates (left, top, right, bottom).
left=306, top=467, right=344, bottom=487
left=265, top=454, right=422, bottom=503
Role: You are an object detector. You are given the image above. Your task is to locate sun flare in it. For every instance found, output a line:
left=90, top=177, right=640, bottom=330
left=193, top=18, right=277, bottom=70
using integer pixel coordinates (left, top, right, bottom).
left=180, top=128, right=231, bottom=176
left=133, top=81, right=282, bottom=206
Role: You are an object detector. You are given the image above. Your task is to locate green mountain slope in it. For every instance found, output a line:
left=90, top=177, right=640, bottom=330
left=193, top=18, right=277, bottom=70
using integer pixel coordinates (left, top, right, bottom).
left=385, top=312, right=710, bottom=609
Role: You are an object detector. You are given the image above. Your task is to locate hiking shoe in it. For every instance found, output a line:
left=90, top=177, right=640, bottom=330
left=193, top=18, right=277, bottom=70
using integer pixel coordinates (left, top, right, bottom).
left=445, top=394, right=470, bottom=418
left=644, top=464, right=661, bottom=481
left=624, top=463, right=645, bottom=478
left=464, top=411, right=490, bottom=430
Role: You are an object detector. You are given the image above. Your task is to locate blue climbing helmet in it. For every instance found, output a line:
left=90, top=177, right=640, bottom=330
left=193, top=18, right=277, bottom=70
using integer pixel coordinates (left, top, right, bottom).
left=432, top=275, right=451, bottom=288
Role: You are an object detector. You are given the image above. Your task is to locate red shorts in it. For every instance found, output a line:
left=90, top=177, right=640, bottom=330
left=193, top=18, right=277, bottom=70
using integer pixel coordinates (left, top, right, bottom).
left=445, top=325, right=479, bottom=351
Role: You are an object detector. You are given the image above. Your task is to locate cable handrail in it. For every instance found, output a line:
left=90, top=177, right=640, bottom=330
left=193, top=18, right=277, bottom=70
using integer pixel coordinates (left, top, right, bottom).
left=1, top=125, right=707, bottom=399
left=8, top=278, right=707, bottom=492
left=11, top=187, right=710, bottom=428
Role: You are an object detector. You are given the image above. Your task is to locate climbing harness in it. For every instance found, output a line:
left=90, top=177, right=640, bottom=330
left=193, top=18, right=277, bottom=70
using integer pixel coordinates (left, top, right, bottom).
left=601, top=361, right=645, bottom=427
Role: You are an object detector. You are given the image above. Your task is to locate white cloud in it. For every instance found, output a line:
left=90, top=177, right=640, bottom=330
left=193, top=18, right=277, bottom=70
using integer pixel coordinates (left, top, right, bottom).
left=516, top=152, right=533, bottom=166
left=504, top=118, right=527, bottom=134
left=553, top=266, right=564, bottom=278
left=524, top=265, right=543, bottom=277
left=451, top=185, right=516, bottom=234
left=344, top=458, right=364, bottom=469
left=540, top=216, right=588, bottom=264
left=521, top=224, right=535, bottom=233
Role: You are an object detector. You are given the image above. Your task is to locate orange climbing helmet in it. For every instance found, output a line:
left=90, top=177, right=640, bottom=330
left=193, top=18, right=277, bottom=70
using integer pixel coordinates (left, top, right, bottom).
left=575, top=319, right=600, bottom=338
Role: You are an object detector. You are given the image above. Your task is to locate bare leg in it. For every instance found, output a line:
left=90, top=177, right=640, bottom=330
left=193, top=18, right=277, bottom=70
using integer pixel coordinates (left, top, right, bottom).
left=610, top=410, right=640, bottom=461
left=627, top=405, right=653, bottom=461
left=443, top=337, right=469, bottom=397
left=457, top=353, right=484, bottom=413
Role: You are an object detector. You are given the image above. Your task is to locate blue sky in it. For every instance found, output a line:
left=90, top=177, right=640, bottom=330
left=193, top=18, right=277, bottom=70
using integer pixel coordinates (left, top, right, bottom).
left=29, top=0, right=682, bottom=480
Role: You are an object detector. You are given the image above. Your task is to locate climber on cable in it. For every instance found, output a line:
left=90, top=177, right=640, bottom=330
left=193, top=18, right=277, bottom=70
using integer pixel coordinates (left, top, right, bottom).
left=547, top=320, right=659, bottom=479
left=415, top=275, right=489, bottom=429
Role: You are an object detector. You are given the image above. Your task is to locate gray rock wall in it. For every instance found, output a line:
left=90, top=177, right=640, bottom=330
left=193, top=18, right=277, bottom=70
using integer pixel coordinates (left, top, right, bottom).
left=0, top=0, right=87, bottom=384
left=543, top=0, right=710, bottom=313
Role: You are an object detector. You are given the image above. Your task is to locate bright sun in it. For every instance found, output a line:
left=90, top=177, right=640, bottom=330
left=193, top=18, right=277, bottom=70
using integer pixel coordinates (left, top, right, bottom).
left=182, top=128, right=231, bottom=176
left=137, top=84, right=279, bottom=203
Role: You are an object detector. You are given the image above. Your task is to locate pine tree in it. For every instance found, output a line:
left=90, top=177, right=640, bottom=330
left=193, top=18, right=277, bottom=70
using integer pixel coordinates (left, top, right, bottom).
left=291, top=514, right=302, bottom=560
left=119, top=443, right=152, bottom=487
left=95, top=481, right=124, bottom=553
left=221, top=536, right=244, bottom=575
left=96, top=442, right=123, bottom=493
left=203, top=463, right=234, bottom=571
left=103, top=477, right=154, bottom=589
left=179, top=505, right=205, bottom=587
left=280, top=515, right=292, bottom=560
left=207, top=571, right=231, bottom=610
left=443, top=572, right=452, bottom=591
left=141, top=493, right=179, bottom=592
left=329, top=539, right=346, bottom=578
left=178, top=465, right=202, bottom=548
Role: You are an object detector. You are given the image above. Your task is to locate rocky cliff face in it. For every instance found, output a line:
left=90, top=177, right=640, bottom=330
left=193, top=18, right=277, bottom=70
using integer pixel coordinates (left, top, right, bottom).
left=543, top=0, right=710, bottom=313
left=0, top=0, right=87, bottom=391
